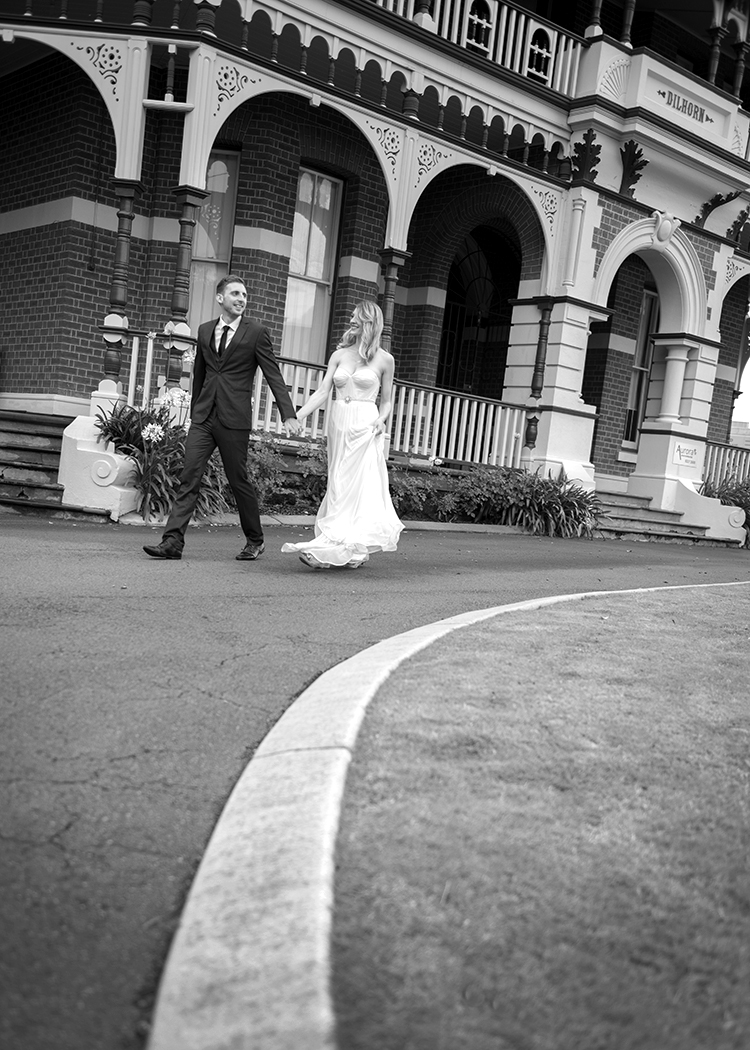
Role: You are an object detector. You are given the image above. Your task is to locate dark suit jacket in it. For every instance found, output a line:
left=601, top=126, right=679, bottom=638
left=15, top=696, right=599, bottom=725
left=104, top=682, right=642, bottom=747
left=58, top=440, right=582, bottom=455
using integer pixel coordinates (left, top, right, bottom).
left=190, top=315, right=296, bottom=429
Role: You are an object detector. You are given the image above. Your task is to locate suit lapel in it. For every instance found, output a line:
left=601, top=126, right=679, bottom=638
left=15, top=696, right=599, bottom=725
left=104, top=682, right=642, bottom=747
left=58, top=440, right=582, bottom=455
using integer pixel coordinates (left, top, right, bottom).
left=222, top=317, right=250, bottom=365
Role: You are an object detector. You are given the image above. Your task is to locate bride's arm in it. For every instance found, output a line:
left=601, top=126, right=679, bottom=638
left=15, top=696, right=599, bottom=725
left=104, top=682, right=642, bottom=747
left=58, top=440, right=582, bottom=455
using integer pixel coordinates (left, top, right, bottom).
left=372, top=352, right=395, bottom=434
left=295, top=350, right=341, bottom=424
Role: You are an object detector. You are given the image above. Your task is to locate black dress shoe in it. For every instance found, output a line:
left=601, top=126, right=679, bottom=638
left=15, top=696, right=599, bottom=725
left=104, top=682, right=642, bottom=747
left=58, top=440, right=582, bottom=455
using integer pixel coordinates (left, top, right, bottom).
left=143, top=541, right=182, bottom=560
left=236, top=540, right=265, bottom=561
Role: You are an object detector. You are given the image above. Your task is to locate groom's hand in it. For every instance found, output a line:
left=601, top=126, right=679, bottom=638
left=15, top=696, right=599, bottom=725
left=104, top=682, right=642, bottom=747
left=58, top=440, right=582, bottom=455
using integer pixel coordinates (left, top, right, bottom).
left=285, top=417, right=301, bottom=437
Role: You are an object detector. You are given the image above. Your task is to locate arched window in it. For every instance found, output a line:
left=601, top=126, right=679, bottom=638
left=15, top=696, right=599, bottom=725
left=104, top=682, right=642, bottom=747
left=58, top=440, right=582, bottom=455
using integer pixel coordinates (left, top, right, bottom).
left=465, top=0, right=494, bottom=58
left=527, top=28, right=552, bottom=84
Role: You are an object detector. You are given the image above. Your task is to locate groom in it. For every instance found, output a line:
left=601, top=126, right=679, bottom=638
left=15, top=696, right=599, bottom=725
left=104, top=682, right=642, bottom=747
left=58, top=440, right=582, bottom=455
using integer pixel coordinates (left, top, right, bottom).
left=143, top=275, right=300, bottom=561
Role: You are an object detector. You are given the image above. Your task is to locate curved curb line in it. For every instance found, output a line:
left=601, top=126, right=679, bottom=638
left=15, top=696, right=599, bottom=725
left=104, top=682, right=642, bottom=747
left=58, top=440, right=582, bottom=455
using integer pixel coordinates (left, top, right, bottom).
left=147, top=580, right=750, bottom=1050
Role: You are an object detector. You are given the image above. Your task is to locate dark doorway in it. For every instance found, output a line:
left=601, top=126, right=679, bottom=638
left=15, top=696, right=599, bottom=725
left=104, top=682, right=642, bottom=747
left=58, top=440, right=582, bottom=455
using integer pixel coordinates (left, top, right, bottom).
left=437, top=227, right=520, bottom=399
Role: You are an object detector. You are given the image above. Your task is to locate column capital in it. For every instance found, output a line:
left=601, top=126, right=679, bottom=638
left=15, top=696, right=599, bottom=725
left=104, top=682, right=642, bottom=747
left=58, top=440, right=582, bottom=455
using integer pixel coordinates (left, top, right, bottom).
left=380, top=247, right=412, bottom=269
left=112, top=179, right=142, bottom=199
left=173, top=185, right=210, bottom=206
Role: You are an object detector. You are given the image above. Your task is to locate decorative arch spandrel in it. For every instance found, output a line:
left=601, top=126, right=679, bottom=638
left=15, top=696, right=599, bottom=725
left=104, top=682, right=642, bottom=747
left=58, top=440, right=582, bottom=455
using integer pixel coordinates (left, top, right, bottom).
left=2, top=29, right=149, bottom=182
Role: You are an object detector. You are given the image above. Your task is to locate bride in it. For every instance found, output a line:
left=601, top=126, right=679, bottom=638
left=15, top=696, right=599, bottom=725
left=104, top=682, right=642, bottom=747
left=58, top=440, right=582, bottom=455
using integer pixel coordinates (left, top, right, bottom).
left=282, top=300, right=404, bottom=569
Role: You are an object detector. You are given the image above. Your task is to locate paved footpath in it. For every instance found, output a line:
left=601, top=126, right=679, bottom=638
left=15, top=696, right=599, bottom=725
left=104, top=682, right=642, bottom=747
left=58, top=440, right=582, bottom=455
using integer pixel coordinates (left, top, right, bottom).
left=1, top=513, right=748, bottom=1050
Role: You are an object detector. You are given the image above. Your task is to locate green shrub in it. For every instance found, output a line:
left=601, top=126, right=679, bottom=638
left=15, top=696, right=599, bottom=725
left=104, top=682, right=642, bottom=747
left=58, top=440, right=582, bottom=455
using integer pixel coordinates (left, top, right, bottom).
left=95, top=402, right=230, bottom=522
left=436, top=465, right=603, bottom=537
left=243, top=432, right=299, bottom=512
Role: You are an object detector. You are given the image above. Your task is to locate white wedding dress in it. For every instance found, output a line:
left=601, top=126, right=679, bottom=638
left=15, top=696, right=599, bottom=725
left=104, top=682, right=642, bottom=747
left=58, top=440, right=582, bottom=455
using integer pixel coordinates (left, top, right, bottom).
left=282, top=364, right=404, bottom=568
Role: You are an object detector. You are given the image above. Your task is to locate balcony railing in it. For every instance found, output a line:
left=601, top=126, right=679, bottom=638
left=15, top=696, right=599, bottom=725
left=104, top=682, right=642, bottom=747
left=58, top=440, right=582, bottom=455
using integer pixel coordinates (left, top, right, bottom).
left=255, top=357, right=526, bottom=468
left=374, top=0, right=583, bottom=95
left=703, top=440, right=750, bottom=488
left=2, top=0, right=584, bottom=98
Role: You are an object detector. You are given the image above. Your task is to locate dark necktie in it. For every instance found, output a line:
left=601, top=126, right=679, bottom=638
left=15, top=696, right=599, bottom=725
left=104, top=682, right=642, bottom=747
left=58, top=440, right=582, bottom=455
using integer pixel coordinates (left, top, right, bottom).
left=217, top=324, right=230, bottom=358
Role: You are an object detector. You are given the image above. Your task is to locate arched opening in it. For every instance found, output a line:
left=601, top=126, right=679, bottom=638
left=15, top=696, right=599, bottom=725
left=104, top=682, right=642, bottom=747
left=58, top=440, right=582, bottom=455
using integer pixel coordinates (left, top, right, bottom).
left=583, top=254, right=661, bottom=478
left=436, top=226, right=520, bottom=398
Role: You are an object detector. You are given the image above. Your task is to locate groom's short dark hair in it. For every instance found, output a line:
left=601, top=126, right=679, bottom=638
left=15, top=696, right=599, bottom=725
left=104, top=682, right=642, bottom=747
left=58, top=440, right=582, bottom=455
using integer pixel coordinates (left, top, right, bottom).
left=217, top=274, right=246, bottom=294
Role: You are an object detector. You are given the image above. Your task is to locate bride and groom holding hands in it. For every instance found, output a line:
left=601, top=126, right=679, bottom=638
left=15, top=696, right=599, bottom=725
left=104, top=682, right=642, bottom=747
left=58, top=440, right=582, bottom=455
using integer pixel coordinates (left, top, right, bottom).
left=143, top=274, right=403, bottom=568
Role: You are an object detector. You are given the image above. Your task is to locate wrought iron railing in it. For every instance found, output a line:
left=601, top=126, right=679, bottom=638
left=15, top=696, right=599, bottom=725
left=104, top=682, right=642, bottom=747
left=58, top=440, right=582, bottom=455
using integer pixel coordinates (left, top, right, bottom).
left=703, top=439, right=750, bottom=487
left=254, top=356, right=526, bottom=468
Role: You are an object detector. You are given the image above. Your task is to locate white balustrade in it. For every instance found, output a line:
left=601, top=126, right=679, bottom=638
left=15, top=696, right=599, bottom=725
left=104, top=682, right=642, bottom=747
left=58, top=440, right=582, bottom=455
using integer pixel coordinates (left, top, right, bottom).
left=372, top=0, right=583, bottom=95
left=703, top=441, right=750, bottom=487
left=252, top=357, right=525, bottom=468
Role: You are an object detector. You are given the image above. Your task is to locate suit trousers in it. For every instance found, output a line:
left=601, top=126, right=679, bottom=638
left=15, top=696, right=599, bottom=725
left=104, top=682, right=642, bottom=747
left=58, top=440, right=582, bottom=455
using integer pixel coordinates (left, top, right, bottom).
left=162, top=411, right=263, bottom=549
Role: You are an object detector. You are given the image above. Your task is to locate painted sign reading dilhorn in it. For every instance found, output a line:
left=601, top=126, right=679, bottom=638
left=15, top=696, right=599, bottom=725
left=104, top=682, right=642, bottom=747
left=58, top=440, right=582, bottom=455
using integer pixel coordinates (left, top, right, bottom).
left=657, top=89, right=714, bottom=124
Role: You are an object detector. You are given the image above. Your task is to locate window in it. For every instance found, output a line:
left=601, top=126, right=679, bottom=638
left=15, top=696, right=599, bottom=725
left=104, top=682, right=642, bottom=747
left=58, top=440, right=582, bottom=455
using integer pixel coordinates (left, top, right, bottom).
left=282, top=170, right=342, bottom=364
left=527, top=28, right=552, bottom=84
left=465, top=0, right=494, bottom=57
left=623, top=291, right=659, bottom=445
left=189, top=152, right=239, bottom=334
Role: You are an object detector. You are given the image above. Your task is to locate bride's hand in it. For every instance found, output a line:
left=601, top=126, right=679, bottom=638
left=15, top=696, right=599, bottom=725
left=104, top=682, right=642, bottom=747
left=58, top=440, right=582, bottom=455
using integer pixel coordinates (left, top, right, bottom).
left=371, top=420, right=385, bottom=434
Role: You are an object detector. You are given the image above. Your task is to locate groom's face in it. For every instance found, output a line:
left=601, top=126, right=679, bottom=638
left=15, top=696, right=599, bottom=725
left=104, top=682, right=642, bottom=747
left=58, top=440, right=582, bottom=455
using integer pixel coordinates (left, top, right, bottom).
left=217, top=282, right=247, bottom=320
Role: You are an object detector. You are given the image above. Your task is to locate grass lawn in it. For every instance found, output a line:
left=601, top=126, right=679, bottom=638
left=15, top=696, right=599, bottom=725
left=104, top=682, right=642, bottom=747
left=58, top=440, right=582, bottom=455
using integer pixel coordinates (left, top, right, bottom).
left=331, top=585, right=750, bottom=1050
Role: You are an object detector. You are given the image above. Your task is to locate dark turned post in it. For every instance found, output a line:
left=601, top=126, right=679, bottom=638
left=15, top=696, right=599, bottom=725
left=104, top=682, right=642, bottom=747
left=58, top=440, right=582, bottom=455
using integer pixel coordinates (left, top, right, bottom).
left=105, top=180, right=140, bottom=383
left=379, top=248, right=412, bottom=352
left=194, top=0, right=217, bottom=35
left=131, top=0, right=153, bottom=26
left=169, top=186, right=209, bottom=386
left=587, top=0, right=604, bottom=34
left=733, top=41, right=749, bottom=96
left=707, top=25, right=728, bottom=85
left=531, top=300, right=553, bottom=399
left=620, top=0, right=636, bottom=47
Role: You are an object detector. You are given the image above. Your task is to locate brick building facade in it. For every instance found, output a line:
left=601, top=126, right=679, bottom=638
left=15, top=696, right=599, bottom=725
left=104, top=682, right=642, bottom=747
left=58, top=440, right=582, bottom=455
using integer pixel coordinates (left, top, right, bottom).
left=2, top=0, right=750, bottom=537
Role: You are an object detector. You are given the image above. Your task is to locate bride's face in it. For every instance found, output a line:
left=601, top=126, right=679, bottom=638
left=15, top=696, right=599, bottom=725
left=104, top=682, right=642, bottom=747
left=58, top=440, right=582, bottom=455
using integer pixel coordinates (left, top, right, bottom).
left=349, top=310, right=363, bottom=334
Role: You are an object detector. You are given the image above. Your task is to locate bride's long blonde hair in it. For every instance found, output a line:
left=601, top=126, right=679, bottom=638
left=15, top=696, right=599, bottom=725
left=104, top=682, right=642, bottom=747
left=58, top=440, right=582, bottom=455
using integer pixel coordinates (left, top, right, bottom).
left=337, top=300, right=384, bottom=363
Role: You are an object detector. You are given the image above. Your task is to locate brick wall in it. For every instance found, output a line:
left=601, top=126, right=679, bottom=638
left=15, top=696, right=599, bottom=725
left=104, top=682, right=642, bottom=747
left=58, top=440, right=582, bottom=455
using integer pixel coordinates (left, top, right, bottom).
left=0, top=55, right=189, bottom=401
left=585, top=255, right=654, bottom=475
left=709, top=276, right=749, bottom=442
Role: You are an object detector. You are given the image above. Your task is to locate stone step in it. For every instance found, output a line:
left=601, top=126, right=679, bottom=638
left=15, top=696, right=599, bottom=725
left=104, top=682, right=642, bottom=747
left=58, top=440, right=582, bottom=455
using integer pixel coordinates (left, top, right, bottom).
left=0, top=479, right=65, bottom=504
left=595, top=523, right=737, bottom=547
left=0, top=463, right=59, bottom=486
left=0, top=429, right=63, bottom=452
left=0, top=497, right=111, bottom=523
left=0, top=411, right=72, bottom=438
left=596, top=489, right=654, bottom=510
left=600, top=506, right=688, bottom=528
left=0, top=445, right=61, bottom=468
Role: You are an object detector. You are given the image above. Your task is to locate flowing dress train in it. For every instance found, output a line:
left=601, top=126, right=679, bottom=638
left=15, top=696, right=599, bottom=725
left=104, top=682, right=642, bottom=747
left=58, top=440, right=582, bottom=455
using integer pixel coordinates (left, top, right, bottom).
left=282, top=365, right=404, bottom=567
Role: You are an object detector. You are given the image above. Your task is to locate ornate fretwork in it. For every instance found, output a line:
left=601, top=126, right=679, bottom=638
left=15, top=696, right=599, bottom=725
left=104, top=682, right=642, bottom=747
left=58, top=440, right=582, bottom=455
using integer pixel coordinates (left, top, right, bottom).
left=599, top=58, right=630, bottom=102
left=74, top=42, right=122, bottom=99
left=415, top=141, right=450, bottom=186
left=732, top=124, right=745, bottom=156
left=725, top=257, right=750, bottom=284
left=214, top=66, right=255, bottom=115
left=366, top=122, right=401, bottom=176
left=531, top=186, right=557, bottom=227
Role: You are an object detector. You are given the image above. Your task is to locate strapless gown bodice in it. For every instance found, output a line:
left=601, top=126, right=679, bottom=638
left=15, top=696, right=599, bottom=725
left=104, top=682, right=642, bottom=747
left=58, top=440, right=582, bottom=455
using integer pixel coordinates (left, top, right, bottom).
left=333, top=365, right=380, bottom=402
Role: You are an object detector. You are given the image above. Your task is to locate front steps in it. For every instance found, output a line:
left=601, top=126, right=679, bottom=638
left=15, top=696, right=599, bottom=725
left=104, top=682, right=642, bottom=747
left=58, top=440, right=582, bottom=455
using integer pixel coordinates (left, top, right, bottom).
left=595, top=490, right=735, bottom=546
left=0, top=410, right=111, bottom=522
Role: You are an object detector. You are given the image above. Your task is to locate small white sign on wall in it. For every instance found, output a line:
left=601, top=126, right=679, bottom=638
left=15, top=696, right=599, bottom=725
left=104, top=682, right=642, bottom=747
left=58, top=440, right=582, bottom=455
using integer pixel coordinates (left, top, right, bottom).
left=673, top=442, right=698, bottom=467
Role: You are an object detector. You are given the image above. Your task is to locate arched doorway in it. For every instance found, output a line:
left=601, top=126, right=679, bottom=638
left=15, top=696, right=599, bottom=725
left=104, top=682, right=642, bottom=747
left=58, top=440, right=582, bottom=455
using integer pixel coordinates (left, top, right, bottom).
left=436, top=226, right=520, bottom=398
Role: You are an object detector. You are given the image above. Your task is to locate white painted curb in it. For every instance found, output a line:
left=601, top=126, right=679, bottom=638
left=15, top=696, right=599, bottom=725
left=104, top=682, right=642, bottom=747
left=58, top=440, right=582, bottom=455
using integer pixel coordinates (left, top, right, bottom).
left=147, top=581, right=750, bottom=1050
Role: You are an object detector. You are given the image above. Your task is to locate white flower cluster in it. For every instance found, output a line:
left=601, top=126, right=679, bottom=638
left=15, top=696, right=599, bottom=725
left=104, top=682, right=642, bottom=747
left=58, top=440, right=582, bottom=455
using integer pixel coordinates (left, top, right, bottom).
left=141, top=422, right=166, bottom=444
left=163, top=387, right=190, bottom=405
